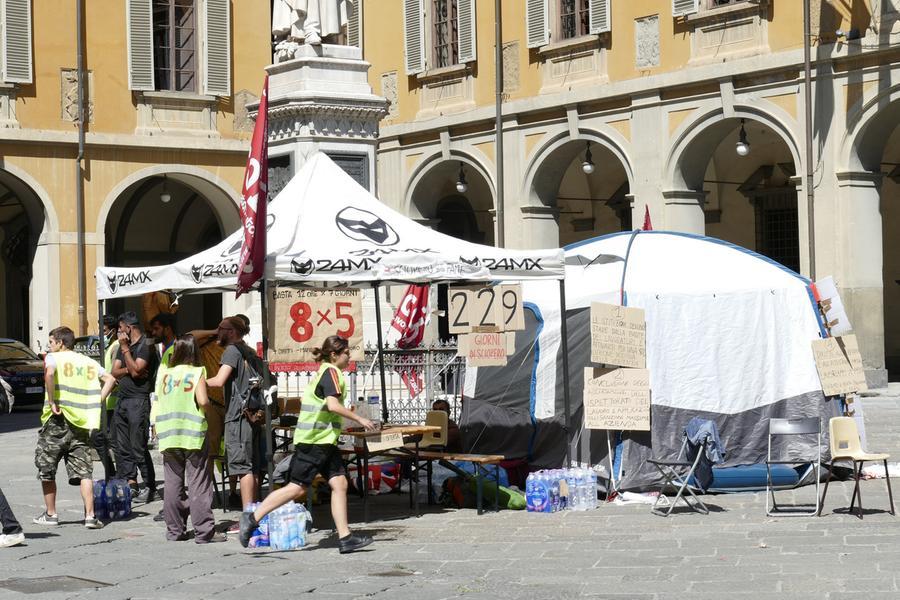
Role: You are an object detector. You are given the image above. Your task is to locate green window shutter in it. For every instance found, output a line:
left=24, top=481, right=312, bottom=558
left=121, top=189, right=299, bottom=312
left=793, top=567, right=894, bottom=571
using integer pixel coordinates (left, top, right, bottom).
left=589, top=0, right=611, bottom=34
left=526, top=0, right=549, bottom=48
left=203, top=0, right=231, bottom=97
left=126, top=0, right=154, bottom=91
left=672, top=0, right=699, bottom=17
left=403, top=0, right=425, bottom=75
left=348, top=0, right=362, bottom=49
left=1, top=0, right=32, bottom=84
left=457, top=0, right=476, bottom=63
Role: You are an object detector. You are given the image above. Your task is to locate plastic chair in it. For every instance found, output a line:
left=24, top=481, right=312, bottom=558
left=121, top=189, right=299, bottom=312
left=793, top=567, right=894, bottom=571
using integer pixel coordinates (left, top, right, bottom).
left=648, top=436, right=710, bottom=517
left=765, top=417, right=821, bottom=516
left=819, top=417, right=895, bottom=518
left=420, top=410, right=448, bottom=449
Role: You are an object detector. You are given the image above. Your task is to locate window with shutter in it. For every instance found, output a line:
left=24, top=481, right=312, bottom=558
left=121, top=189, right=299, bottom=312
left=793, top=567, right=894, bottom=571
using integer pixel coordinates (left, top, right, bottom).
left=127, top=0, right=155, bottom=91
left=558, top=0, right=589, bottom=39
left=589, top=0, right=611, bottom=34
left=457, top=0, right=476, bottom=63
left=526, top=0, right=550, bottom=48
left=347, top=0, right=363, bottom=49
left=1, top=0, right=32, bottom=84
left=203, top=0, right=230, bottom=97
left=404, top=0, right=426, bottom=74
left=672, top=0, right=699, bottom=17
left=432, top=0, right=458, bottom=68
left=153, top=0, right=196, bottom=92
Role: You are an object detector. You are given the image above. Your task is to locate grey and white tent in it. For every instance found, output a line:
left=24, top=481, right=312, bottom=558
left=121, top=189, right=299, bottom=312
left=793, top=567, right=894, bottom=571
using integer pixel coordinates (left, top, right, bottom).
left=462, top=231, right=839, bottom=490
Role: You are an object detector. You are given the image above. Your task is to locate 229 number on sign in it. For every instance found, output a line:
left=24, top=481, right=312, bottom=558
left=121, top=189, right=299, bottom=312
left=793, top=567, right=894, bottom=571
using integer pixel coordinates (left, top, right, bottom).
left=268, top=286, right=364, bottom=363
left=448, top=284, right=524, bottom=334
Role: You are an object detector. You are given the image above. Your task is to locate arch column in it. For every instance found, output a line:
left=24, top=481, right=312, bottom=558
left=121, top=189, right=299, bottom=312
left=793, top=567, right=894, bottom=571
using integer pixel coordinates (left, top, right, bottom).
left=836, top=171, right=887, bottom=387
left=662, top=190, right=706, bottom=234
left=520, top=206, right=560, bottom=249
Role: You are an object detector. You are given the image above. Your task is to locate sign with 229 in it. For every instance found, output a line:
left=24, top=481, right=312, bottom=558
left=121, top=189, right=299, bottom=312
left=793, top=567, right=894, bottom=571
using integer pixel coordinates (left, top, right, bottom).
left=268, top=286, right=364, bottom=363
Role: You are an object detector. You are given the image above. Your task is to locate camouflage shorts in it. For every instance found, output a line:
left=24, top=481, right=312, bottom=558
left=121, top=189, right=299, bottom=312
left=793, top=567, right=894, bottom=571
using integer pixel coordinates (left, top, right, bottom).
left=35, top=415, right=93, bottom=485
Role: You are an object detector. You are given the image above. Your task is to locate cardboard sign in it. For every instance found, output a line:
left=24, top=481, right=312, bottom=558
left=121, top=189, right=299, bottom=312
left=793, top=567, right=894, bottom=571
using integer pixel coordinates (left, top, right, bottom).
left=583, top=368, right=651, bottom=431
left=590, top=303, right=646, bottom=368
left=449, top=284, right=524, bottom=334
left=458, top=331, right=515, bottom=359
left=461, top=332, right=508, bottom=366
left=365, top=431, right=403, bottom=453
left=268, top=286, right=364, bottom=362
left=811, top=334, right=868, bottom=396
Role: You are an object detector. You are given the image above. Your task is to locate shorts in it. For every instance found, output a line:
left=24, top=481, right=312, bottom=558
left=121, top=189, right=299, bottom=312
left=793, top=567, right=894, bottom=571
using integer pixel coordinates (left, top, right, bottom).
left=224, top=417, right=263, bottom=476
left=35, top=415, right=93, bottom=485
left=288, top=443, right=346, bottom=487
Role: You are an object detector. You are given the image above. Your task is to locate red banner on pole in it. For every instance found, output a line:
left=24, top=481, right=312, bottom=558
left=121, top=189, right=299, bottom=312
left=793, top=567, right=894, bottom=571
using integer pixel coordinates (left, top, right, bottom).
left=236, top=75, right=269, bottom=297
left=390, top=284, right=430, bottom=398
left=642, top=205, right=653, bottom=231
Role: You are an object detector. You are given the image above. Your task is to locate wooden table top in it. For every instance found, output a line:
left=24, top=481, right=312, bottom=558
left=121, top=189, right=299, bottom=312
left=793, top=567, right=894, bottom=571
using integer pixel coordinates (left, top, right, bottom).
left=342, top=424, right=441, bottom=438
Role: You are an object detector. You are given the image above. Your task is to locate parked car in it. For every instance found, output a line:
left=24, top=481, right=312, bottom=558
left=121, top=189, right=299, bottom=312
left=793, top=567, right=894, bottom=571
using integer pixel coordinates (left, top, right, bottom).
left=0, top=339, right=45, bottom=408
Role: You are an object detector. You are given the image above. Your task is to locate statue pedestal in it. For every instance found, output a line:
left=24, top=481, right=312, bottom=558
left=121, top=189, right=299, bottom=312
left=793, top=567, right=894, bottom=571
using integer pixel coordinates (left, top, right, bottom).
left=265, top=44, right=388, bottom=196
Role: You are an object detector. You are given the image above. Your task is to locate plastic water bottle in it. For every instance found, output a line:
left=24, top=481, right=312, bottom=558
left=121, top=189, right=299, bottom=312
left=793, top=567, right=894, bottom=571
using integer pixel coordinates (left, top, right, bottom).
left=565, top=469, right=577, bottom=511
left=105, top=481, right=116, bottom=519
left=115, top=482, right=127, bottom=518
left=550, top=477, right=560, bottom=513
left=525, top=472, right=536, bottom=512
left=588, top=468, right=598, bottom=510
left=269, top=509, right=283, bottom=550
left=93, top=480, right=107, bottom=520
left=288, top=505, right=301, bottom=549
left=367, top=395, right=381, bottom=428
left=572, top=469, right=584, bottom=511
left=122, top=482, right=132, bottom=517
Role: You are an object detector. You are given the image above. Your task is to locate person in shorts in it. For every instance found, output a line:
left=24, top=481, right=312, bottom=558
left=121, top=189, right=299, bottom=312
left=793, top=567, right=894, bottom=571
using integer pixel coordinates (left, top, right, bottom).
left=34, top=326, right=116, bottom=528
left=238, top=335, right=376, bottom=554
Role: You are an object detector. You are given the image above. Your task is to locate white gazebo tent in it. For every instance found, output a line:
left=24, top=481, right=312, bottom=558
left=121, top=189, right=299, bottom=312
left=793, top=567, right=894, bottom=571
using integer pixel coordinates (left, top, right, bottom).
left=95, top=153, right=574, bottom=480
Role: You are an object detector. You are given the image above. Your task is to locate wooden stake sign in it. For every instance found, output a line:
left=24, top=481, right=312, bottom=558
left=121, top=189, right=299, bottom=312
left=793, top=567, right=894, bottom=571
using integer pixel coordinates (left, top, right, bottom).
left=268, top=286, right=364, bottom=362
left=811, top=334, right=868, bottom=396
left=590, top=302, right=646, bottom=368
left=583, top=367, right=651, bottom=431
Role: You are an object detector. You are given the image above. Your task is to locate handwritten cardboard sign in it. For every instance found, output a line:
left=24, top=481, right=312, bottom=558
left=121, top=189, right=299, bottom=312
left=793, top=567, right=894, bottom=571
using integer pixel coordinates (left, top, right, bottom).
left=268, top=287, right=364, bottom=362
left=590, top=303, right=646, bottom=368
left=460, top=332, right=508, bottom=366
left=449, top=284, right=524, bottom=334
left=583, top=367, right=651, bottom=431
left=811, top=334, right=868, bottom=396
left=365, top=431, right=404, bottom=453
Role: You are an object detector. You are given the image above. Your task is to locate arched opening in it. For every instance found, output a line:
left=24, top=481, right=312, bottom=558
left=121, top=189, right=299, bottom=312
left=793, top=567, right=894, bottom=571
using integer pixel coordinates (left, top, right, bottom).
left=104, top=173, right=235, bottom=332
left=528, top=137, right=631, bottom=247
left=408, top=157, right=495, bottom=341
left=0, top=170, right=45, bottom=345
left=674, top=117, right=800, bottom=272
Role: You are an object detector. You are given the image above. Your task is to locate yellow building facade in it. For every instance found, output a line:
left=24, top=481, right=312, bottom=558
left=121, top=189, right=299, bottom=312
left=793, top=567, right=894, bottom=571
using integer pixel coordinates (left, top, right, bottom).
left=0, top=0, right=270, bottom=350
left=361, top=0, right=900, bottom=385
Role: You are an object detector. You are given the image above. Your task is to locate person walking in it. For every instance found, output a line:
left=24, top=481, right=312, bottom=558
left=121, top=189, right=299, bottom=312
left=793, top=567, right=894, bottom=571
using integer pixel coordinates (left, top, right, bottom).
left=112, top=312, right=159, bottom=503
left=33, top=326, right=116, bottom=528
left=156, top=334, right=224, bottom=543
left=238, top=335, right=376, bottom=554
left=0, top=487, right=24, bottom=547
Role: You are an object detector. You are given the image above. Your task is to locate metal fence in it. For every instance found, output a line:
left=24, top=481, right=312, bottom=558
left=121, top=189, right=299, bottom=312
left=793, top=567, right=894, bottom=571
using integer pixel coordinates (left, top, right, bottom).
left=274, top=343, right=464, bottom=425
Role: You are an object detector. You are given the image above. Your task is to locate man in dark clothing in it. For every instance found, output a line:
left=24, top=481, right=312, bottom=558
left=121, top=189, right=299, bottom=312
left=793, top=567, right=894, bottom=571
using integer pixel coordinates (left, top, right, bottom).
left=90, top=315, right=119, bottom=480
left=206, top=316, right=262, bottom=511
left=112, top=311, right=159, bottom=503
left=0, top=486, right=24, bottom=547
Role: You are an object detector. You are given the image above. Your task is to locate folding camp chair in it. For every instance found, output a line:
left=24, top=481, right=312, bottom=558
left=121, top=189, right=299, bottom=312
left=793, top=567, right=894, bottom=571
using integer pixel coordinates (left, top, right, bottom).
left=765, top=417, right=821, bottom=516
left=648, top=436, right=710, bottom=517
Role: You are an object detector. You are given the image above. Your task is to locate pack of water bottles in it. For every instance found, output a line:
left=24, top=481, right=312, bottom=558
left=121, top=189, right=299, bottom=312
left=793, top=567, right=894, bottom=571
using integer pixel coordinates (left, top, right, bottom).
left=248, top=501, right=309, bottom=551
left=525, top=468, right=598, bottom=513
left=92, top=479, right=132, bottom=521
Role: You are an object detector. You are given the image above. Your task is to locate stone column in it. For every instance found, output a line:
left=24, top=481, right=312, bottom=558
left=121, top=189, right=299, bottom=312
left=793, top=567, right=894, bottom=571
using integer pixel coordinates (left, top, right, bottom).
left=661, top=190, right=707, bottom=234
left=836, top=171, right=887, bottom=388
left=520, top=206, right=561, bottom=249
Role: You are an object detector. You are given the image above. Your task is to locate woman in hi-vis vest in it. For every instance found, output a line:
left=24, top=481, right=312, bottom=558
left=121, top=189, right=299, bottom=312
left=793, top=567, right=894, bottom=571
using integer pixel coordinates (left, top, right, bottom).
left=237, top=335, right=377, bottom=554
left=155, top=335, right=224, bottom=543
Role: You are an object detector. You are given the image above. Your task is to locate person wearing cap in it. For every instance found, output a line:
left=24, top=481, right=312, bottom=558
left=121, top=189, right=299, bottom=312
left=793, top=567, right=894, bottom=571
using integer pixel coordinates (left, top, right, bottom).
left=111, top=311, right=160, bottom=504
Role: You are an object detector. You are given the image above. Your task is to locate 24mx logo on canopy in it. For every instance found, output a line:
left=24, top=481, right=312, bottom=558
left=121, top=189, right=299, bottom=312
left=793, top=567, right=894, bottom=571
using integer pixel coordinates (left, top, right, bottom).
left=335, top=207, right=399, bottom=246
left=106, top=270, right=152, bottom=295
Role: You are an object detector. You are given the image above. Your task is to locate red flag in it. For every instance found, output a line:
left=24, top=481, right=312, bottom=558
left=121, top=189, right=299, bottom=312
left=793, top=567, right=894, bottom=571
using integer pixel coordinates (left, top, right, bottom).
left=236, top=75, right=269, bottom=297
left=642, top=205, right=653, bottom=231
left=390, top=285, right=429, bottom=398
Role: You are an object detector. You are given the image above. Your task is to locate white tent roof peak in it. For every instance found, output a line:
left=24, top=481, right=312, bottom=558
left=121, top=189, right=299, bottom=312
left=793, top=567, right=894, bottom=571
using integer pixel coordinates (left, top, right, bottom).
left=95, top=152, right=565, bottom=300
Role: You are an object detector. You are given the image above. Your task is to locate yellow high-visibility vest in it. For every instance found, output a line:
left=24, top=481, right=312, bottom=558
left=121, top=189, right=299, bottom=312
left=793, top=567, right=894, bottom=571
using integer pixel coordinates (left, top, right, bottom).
left=155, top=364, right=207, bottom=452
left=294, top=363, right=345, bottom=446
left=41, top=350, right=103, bottom=430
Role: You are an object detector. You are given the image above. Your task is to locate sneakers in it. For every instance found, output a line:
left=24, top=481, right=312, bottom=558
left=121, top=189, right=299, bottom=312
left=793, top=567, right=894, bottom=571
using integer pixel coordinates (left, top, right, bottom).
left=197, top=532, right=227, bottom=544
left=133, top=487, right=155, bottom=505
left=0, top=532, right=25, bottom=547
left=238, top=511, right=257, bottom=548
left=32, top=511, right=59, bottom=526
left=339, top=533, right=373, bottom=554
left=153, top=510, right=165, bottom=522
left=84, top=515, right=104, bottom=529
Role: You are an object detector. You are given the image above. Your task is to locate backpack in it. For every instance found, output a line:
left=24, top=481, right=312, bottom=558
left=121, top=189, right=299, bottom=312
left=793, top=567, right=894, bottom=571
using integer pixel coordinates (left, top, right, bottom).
left=236, top=344, right=277, bottom=424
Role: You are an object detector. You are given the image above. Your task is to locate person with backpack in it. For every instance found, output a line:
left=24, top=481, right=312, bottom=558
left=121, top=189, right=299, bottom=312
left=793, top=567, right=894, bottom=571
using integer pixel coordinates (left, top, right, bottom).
left=33, top=326, right=116, bottom=529
left=238, top=335, right=376, bottom=554
left=155, top=334, right=225, bottom=543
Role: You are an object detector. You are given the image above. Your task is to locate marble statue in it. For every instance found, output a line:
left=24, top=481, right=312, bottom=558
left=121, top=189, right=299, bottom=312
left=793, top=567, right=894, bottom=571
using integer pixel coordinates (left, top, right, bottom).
left=272, top=0, right=352, bottom=61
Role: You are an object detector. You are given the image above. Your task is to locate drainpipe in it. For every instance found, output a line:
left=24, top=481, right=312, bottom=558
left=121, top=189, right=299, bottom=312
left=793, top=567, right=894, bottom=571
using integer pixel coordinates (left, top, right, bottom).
left=494, top=0, right=504, bottom=247
left=76, top=0, right=88, bottom=334
left=802, top=0, right=816, bottom=281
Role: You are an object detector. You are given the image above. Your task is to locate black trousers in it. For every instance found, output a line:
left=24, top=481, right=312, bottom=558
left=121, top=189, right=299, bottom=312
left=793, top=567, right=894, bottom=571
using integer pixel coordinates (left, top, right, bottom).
left=0, top=485, right=22, bottom=535
left=113, top=396, right=155, bottom=488
left=91, top=409, right=116, bottom=480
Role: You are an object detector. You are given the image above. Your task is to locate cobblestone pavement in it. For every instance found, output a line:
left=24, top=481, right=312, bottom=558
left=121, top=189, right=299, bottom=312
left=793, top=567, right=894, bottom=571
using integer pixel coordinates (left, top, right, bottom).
left=1, top=386, right=900, bottom=599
